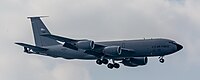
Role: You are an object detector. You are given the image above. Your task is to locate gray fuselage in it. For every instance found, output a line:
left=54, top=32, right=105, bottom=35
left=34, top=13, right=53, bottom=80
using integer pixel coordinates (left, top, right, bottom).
left=43, top=38, right=180, bottom=60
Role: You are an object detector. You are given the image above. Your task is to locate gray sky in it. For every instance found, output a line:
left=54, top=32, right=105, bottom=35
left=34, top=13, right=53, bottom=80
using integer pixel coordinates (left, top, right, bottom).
left=0, top=0, right=200, bottom=80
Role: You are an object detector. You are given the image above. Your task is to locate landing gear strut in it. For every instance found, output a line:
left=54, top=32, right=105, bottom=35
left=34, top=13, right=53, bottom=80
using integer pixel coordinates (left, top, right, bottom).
left=159, top=56, right=165, bottom=63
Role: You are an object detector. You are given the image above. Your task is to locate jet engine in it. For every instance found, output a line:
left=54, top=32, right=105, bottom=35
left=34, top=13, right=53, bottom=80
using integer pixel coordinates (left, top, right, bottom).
left=103, top=46, right=121, bottom=56
left=76, top=40, right=95, bottom=50
left=121, top=57, right=148, bottom=67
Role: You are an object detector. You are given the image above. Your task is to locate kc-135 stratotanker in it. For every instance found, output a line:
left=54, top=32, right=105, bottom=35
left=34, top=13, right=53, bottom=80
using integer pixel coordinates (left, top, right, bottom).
left=16, top=16, right=183, bottom=69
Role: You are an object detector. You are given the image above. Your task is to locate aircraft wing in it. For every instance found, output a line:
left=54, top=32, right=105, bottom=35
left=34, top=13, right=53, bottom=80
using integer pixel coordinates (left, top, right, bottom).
left=41, top=34, right=81, bottom=50
left=41, top=34, right=78, bottom=42
left=15, top=42, right=48, bottom=52
left=42, top=34, right=135, bottom=57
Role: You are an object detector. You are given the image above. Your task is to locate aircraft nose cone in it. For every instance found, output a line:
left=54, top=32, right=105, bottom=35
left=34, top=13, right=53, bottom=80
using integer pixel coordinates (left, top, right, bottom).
left=176, top=43, right=183, bottom=51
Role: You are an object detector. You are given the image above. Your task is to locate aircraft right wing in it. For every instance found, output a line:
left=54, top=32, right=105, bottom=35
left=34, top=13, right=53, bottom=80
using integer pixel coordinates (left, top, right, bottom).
left=41, top=34, right=78, bottom=42
left=41, top=34, right=81, bottom=50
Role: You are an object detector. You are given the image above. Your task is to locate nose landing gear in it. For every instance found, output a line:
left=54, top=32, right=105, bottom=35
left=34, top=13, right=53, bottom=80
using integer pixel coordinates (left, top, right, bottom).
left=159, top=56, right=165, bottom=63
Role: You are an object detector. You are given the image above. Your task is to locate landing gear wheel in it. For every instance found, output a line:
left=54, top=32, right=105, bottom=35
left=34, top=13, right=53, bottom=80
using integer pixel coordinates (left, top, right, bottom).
left=96, top=59, right=102, bottom=65
left=107, top=63, right=114, bottom=69
left=159, top=58, right=164, bottom=63
left=113, top=63, right=120, bottom=68
left=102, top=59, right=109, bottom=64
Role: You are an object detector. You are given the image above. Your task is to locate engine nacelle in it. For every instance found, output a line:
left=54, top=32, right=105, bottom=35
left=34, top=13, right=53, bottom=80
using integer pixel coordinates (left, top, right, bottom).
left=121, top=57, right=148, bottom=67
left=76, top=40, right=95, bottom=50
left=103, top=46, right=121, bottom=56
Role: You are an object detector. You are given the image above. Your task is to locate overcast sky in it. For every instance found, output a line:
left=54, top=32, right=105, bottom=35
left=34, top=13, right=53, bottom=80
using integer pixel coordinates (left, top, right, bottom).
left=0, top=0, right=200, bottom=80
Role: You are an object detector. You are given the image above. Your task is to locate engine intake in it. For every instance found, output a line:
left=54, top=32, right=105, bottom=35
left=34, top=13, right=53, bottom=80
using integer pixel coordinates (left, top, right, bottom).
left=76, top=40, right=94, bottom=50
left=103, top=46, right=121, bottom=56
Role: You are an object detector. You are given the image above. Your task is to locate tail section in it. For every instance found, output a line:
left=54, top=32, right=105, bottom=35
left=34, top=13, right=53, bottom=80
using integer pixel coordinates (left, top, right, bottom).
left=28, top=16, right=59, bottom=46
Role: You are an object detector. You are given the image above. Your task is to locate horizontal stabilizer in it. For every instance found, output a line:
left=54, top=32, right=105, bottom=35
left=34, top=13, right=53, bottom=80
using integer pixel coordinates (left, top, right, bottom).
left=27, top=16, right=49, bottom=19
left=15, top=42, right=48, bottom=52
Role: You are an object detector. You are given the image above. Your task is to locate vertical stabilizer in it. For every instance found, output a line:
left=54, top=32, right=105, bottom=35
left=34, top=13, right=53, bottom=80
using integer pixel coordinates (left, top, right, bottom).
left=28, top=16, right=59, bottom=46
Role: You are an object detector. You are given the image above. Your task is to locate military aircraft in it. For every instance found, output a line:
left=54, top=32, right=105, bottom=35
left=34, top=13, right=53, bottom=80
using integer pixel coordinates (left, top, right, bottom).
left=15, top=16, right=183, bottom=69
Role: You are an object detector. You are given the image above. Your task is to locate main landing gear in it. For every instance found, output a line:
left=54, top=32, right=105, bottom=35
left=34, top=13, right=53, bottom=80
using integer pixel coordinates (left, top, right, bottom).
left=96, top=59, right=120, bottom=69
left=107, top=63, right=120, bottom=69
left=96, top=59, right=108, bottom=65
left=159, top=56, right=165, bottom=63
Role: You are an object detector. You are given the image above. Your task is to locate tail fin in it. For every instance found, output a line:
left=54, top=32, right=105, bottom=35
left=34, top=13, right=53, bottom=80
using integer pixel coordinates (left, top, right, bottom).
left=28, top=16, right=59, bottom=47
